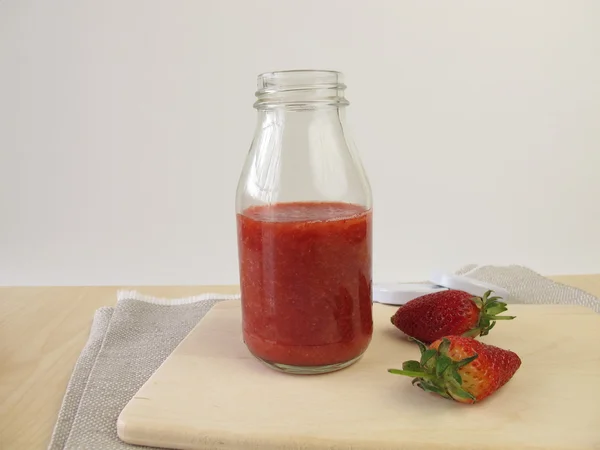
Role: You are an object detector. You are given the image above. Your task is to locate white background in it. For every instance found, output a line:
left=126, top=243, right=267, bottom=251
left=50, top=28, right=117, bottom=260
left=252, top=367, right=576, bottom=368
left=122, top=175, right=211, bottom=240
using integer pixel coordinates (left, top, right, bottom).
left=1, top=0, right=599, bottom=286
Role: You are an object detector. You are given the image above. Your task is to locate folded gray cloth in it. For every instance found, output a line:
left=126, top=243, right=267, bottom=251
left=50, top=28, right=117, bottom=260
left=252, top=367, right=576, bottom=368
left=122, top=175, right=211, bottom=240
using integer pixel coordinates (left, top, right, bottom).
left=47, top=266, right=600, bottom=450
left=455, top=264, right=600, bottom=312
left=48, top=292, right=240, bottom=450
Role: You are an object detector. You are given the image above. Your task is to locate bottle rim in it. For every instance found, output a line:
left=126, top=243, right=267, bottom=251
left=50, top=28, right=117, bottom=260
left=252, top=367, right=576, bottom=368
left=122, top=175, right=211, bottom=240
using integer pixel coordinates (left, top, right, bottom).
left=254, top=69, right=349, bottom=109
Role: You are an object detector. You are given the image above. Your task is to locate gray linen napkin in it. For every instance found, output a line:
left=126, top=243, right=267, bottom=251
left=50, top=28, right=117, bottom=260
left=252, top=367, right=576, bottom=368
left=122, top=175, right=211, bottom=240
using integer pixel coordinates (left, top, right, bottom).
left=47, top=292, right=240, bottom=450
left=455, top=264, right=600, bottom=312
left=47, top=266, right=600, bottom=450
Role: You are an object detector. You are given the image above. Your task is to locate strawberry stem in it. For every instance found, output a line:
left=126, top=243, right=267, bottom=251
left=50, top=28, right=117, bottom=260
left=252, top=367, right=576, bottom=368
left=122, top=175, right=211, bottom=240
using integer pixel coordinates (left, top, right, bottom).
left=387, top=369, right=435, bottom=379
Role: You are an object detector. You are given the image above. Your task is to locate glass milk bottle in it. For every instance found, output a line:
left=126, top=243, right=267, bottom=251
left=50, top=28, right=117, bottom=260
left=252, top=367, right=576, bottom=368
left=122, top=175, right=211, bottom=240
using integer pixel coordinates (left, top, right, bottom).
left=236, top=70, right=373, bottom=374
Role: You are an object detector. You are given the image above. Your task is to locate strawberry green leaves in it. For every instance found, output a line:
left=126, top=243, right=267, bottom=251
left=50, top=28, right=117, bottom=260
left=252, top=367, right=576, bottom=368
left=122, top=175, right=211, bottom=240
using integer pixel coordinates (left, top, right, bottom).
left=469, top=290, right=516, bottom=338
left=402, top=360, right=422, bottom=372
left=388, top=337, right=479, bottom=402
left=420, top=349, right=437, bottom=367
left=435, top=354, right=452, bottom=377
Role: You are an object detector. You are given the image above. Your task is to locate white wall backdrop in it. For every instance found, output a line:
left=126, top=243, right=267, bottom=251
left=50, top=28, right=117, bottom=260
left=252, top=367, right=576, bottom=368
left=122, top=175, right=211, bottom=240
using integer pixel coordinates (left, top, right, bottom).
left=1, top=0, right=599, bottom=286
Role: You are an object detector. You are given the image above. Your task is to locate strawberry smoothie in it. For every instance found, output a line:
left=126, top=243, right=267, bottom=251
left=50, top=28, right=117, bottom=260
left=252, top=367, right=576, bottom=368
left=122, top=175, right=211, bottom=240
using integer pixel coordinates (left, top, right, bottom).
left=237, top=201, right=373, bottom=369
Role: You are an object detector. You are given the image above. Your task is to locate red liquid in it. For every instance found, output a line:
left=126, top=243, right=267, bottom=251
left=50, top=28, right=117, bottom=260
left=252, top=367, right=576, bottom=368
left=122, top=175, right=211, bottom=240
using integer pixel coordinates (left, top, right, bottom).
left=237, top=201, right=373, bottom=367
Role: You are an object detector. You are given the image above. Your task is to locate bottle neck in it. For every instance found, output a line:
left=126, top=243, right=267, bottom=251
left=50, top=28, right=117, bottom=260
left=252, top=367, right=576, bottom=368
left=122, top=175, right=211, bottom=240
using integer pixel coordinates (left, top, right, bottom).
left=254, top=107, right=348, bottom=156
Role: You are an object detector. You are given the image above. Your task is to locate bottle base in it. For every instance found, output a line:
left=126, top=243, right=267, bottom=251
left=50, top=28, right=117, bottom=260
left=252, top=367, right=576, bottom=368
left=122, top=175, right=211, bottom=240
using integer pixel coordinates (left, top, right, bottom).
left=252, top=352, right=364, bottom=375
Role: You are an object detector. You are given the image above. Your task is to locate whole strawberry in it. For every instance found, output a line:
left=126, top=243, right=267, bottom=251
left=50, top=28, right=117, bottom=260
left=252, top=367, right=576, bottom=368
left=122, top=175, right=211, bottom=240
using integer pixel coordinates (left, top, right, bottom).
left=388, top=336, right=522, bottom=403
left=390, top=289, right=514, bottom=343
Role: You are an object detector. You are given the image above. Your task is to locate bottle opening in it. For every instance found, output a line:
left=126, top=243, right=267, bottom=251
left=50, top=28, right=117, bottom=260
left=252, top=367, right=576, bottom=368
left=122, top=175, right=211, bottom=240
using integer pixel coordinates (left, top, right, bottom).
left=254, top=69, right=349, bottom=110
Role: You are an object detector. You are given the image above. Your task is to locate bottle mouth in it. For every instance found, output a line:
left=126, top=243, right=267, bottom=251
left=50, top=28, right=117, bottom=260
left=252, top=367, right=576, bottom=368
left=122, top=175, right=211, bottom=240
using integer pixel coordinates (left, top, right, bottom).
left=254, top=69, right=349, bottom=110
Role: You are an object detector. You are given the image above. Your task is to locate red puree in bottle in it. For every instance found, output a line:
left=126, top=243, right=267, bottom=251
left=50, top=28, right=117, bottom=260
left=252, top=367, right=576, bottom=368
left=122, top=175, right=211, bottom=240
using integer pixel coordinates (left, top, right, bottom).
left=237, top=201, right=373, bottom=367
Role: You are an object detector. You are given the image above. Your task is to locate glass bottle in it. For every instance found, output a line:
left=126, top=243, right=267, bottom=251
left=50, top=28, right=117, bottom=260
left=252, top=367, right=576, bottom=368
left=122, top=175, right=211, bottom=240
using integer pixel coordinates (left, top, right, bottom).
left=235, top=70, right=373, bottom=375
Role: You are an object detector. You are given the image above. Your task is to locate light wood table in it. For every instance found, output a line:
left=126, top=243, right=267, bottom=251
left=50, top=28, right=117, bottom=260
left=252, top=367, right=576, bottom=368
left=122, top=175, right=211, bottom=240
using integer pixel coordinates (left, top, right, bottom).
left=1, top=276, right=599, bottom=450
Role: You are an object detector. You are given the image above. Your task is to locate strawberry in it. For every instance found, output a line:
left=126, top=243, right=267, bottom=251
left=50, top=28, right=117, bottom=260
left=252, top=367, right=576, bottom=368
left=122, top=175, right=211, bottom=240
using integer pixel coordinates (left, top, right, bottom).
left=388, top=336, right=522, bottom=403
left=390, top=289, right=515, bottom=344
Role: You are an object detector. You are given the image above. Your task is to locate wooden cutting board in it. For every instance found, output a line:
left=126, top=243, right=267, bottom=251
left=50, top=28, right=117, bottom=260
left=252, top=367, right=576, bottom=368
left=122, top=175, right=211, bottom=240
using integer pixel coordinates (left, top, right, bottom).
left=118, top=301, right=600, bottom=450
